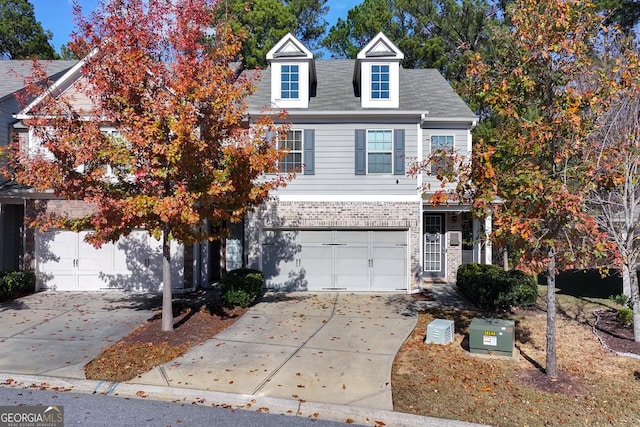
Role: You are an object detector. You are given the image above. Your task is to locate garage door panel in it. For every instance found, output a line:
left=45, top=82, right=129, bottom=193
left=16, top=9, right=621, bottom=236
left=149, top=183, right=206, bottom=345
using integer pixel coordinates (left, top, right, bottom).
left=335, top=231, right=369, bottom=244
left=78, top=235, right=115, bottom=272
left=372, top=246, right=407, bottom=291
left=334, top=246, right=369, bottom=290
left=371, top=230, right=406, bottom=243
left=37, top=231, right=76, bottom=272
left=299, top=245, right=332, bottom=291
left=299, top=230, right=331, bottom=244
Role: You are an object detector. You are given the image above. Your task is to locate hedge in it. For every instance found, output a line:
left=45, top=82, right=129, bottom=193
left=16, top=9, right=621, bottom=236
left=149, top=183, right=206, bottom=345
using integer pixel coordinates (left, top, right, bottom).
left=0, top=271, right=36, bottom=302
left=456, top=263, right=537, bottom=310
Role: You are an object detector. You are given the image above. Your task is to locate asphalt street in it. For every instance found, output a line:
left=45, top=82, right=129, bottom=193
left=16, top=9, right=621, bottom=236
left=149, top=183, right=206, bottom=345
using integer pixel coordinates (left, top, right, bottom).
left=0, top=387, right=363, bottom=427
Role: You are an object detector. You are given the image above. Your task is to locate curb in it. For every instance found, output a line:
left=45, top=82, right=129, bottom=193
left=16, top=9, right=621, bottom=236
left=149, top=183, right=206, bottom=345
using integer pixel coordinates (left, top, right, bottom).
left=0, top=373, right=489, bottom=427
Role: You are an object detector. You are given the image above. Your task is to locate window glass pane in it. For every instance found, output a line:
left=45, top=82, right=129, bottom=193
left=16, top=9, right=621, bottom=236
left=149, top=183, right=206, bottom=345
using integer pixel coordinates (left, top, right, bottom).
left=368, top=153, right=392, bottom=173
left=281, top=65, right=300, bottom=99
left=278, top=130, right=303, bottom=172
left=371, top=65, right=390, bottom=100
left=366, top=130, right=393, bottom=173
left=431, top=135, right=455, bottom=174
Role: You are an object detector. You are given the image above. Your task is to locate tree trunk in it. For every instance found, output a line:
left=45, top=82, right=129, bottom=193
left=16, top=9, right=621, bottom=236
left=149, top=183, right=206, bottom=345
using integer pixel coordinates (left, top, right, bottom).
left=629, top=264, right=640, bottom=342
left=622, top=264, right=632, bottom=297
left=546, top=245, right=558, bottom=379
left=502, top=247, right=509, bottom=271
left=161, top=223, right=174, bottom=332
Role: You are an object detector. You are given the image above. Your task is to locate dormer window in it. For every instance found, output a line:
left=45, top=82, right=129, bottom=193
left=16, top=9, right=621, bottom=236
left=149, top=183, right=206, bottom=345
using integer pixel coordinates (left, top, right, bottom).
left=371, top=65, right=390, bottom=99
left=281, top=65, right=299, bottom=99
left=355, top=32, right=404, bottom=109
left=267, top=33, right=315, bottom=109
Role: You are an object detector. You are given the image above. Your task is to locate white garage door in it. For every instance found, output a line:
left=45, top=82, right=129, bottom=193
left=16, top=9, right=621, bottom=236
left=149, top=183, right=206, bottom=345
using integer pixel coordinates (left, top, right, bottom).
left=36, top=230, right=184, bottom=292
left=262, top=229, right=407, bottom=292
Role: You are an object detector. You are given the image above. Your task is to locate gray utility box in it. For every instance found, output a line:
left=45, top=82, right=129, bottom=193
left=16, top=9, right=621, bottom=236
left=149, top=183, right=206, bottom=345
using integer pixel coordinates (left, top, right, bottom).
left=469, top=318, right=515, bottom=357
left=425, top=319, right=455, bottom=345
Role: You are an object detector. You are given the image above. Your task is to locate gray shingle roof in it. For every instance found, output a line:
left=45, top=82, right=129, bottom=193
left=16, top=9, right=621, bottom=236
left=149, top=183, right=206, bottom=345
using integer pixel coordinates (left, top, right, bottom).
left=0, top=60, right=78, bottom=101
left=244, top=59, right=476, bottom=120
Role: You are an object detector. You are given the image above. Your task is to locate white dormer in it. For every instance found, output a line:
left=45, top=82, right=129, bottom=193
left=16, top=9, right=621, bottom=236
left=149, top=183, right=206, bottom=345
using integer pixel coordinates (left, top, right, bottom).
left=355, top=32, right=404, bottom=109
left=266, top=33, right=315, bottom=109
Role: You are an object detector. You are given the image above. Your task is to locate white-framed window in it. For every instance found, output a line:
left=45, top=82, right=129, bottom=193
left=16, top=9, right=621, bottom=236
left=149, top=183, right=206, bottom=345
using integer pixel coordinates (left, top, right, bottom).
left=100, top=128, right=131, bottom=179
left=430, top=135, right=454, bottom=174
left=281, top=65, right=299, bottom=99
left=367, top=129, right=393, bottom=173
left=278, top=129, right=303, bottom=173
left=371, top=64, right=390, bottom=99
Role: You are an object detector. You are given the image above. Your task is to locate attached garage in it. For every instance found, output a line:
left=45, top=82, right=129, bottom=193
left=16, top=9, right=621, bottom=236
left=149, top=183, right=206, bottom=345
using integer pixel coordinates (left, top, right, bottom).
left=261, top=229, right=408, bottom=292
left=35, top=229, right=185, bottom=292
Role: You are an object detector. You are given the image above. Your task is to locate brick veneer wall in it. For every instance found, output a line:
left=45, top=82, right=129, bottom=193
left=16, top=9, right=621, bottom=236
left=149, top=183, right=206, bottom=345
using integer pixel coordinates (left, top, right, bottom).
left=246, top=200, right=422, bottom=291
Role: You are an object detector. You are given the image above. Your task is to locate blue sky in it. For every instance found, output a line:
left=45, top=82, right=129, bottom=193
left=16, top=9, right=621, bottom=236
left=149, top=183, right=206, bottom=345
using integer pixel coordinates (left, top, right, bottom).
left=31, top=0, right=359, bottom=53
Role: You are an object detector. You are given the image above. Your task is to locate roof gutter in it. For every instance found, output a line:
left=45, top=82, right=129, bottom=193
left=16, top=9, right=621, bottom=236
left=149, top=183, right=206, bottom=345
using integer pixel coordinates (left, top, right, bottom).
left=247, top=109, right=478, bottom=125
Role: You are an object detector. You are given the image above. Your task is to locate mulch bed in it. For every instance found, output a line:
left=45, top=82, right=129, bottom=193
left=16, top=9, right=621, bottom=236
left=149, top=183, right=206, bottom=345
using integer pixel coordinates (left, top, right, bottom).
left=84, top=290, right=248, bottom=382
left=592, top=309, right=640, bottom=357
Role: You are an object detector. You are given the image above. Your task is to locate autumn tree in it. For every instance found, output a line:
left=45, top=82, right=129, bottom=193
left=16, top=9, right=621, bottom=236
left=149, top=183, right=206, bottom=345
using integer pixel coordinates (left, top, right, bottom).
left=460, top=0, right=614, bottom=379
left=587, top=38, right=640, bottom=340
left=11, top=0, right=290, bottom=331
left=0, top=0, right=56, bottom=59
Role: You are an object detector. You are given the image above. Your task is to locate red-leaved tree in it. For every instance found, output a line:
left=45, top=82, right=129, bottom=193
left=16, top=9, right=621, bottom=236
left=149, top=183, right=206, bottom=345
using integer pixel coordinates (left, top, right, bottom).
left=10, top=0, right=290, bottom=331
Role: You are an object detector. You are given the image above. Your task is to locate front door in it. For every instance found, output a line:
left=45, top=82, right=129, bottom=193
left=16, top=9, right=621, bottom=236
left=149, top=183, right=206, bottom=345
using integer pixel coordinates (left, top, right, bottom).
left=423, top=214, right=445, bottom=278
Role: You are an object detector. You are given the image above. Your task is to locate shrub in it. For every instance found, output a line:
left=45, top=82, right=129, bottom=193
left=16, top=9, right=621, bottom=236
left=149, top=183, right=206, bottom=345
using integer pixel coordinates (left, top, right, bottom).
left=220, top=268, right=263, bottom=308
left=0, top=271, right=36, bottom=302
left=610, top=294, right=630, bottom=307
left=617, top=307, right=633, bottom=326
left=456, top=263, right=537, bottom=310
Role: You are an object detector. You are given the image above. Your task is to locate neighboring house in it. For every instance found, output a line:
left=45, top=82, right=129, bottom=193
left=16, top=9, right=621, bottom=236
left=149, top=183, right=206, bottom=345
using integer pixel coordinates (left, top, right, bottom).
left=0, top=60, right=76, bottom=272
left=9, top=32, right=491, bottom=293
left=9, top=59, right=196, bottom=292
left=239, top=32, right=491, bottom=292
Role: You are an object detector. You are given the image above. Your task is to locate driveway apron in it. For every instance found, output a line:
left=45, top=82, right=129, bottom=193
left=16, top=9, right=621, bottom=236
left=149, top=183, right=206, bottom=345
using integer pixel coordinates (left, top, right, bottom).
left=0, top=292, right=159, bottom=379
left=132, top=292, right=418, bottom=410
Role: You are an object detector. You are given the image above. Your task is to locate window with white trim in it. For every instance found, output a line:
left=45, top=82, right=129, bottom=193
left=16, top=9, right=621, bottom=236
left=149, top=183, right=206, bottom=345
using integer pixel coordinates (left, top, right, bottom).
left=371, top=65, right=390, bottom=99
left=367, top=129, right=393, bottom=173
left=278, top=130, right=303, bottom=173
left=281, top=65, right=299, bottom=99
left=430, top=135, right=454, bottom=174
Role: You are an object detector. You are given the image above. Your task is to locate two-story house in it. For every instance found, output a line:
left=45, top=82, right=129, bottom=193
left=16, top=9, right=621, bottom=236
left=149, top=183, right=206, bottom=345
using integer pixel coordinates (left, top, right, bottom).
left=239, top=32, right=490, bottom=292
left=10, top=32, right=490, bottom=294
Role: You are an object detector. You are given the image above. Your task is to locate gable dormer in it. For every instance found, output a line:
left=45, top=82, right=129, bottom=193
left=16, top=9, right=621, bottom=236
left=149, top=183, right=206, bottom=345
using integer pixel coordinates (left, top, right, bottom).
left=266, top=33, right=315, bottom=109
left=355, top=32, right=404, bottom=109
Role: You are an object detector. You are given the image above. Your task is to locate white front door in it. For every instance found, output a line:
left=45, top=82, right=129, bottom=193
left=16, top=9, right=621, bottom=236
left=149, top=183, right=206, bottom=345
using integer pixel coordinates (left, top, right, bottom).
left=424, top=214, right=445, bottom=279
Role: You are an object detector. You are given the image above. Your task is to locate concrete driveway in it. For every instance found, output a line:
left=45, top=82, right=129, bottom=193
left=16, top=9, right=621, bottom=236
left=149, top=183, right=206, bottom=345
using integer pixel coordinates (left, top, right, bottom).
left=0, top=292, right=159, bottom=378
left=132, top=292, right=418, bottom=411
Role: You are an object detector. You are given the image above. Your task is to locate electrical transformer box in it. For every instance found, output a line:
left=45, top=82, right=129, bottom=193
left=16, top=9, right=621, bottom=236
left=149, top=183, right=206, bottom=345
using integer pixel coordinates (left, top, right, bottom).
left=469, top=318, right=515, bottom=357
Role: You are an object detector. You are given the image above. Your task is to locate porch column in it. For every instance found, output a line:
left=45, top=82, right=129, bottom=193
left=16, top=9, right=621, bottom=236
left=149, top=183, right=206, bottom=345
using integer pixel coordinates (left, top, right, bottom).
left=472, top=218, right=480, bottom=263
left=484, top=214, right=492, bottom=264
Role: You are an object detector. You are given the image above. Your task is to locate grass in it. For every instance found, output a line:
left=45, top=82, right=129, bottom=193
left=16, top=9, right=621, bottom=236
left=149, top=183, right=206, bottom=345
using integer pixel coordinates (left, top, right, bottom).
left=392, top=275, right=640, bottom=426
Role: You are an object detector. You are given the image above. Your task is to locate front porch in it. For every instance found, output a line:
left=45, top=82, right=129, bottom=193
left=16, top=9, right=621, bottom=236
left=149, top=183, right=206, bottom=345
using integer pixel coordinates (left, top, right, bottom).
left=421, top=208, right=492, bottom=283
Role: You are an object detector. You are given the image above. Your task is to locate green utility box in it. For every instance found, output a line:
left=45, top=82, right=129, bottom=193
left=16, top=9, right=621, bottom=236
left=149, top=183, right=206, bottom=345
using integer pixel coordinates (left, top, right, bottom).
left=469, top=318, right=515, bottom=357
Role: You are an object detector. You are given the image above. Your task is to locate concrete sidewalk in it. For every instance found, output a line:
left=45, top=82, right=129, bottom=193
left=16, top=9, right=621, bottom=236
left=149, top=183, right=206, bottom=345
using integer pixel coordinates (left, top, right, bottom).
left=131, top=292, right=419, bottom=411
left=0, top=291, right=159, bottom=378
